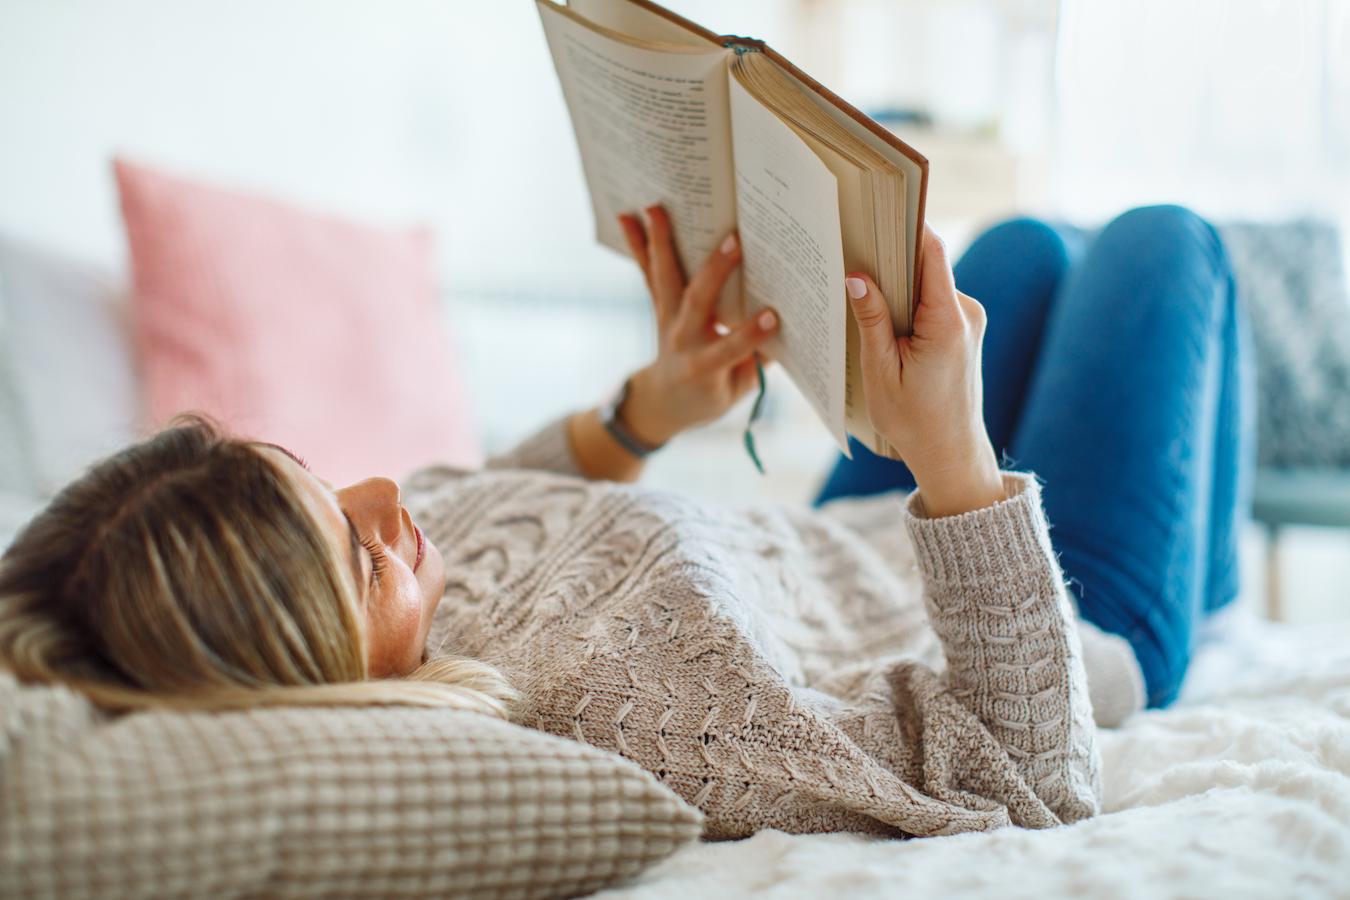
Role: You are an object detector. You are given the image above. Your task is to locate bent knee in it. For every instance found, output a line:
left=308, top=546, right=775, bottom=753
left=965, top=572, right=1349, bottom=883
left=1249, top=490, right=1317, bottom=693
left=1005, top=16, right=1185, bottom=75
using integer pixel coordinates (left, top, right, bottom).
left=1099, top=205, right=1229, bottom=281
left=1093, top=205, right=1233, bottom=333
left=959, top=216, right=1075, bottom=301
left=971, top=216, right=1074, bottom=272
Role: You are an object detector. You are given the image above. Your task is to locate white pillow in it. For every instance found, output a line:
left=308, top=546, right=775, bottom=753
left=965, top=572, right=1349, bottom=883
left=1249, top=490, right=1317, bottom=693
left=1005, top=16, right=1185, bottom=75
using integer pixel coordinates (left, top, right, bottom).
left=0, top=236, right=141, bottom=496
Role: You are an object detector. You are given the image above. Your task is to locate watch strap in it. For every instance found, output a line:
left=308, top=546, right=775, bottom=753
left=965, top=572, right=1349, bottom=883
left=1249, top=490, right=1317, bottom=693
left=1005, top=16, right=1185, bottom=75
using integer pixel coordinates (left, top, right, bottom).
left=601, top=378, right=664, bottom=459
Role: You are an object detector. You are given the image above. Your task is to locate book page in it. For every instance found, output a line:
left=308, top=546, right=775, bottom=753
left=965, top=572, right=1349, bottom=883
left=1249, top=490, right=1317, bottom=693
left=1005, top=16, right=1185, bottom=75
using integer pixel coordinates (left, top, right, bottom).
left=568, top=0, right=718, bottom=48
left=537, top=1, right=735, bottom=285
left=793, top=86, right=924, bottom=313
left=728, top=73, right=849, bottom=453
left=791, top=132, right=887, bottom=453
left=729, top=51, right=908, bottom=458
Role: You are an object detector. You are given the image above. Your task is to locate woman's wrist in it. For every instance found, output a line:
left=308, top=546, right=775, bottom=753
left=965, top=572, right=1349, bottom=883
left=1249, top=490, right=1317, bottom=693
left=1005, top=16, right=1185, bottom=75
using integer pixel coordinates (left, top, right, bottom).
left=910, top=439, right=1005, bottom=518
left=568, top=410, right=646, bottom=483
left=620, top=366, right=684, bottom=447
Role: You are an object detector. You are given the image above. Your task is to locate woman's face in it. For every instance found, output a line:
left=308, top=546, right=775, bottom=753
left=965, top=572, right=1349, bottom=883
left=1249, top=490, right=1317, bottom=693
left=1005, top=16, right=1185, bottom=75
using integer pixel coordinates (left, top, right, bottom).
left=259, top=447, right=447, bottom=678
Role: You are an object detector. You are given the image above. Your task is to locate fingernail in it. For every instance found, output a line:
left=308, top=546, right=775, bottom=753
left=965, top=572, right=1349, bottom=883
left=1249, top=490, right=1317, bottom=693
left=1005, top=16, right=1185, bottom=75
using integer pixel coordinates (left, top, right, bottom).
left=757, top=309, right=777, bottom=330
left=846, top=277, right=868, bottom=301
left=720, top=233, right=739, bottom=255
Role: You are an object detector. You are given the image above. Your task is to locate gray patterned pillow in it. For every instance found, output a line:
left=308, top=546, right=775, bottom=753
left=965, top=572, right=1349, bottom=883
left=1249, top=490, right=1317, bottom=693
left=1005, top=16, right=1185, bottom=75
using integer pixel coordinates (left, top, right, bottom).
left=0, top=673, right=702, bottom=899
left=1221, top=220, right=1350, bottom=468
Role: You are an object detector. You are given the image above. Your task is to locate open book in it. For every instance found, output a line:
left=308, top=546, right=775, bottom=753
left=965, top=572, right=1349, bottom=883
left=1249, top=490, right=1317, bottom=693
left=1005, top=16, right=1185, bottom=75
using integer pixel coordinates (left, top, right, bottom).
left=537, top=0, right=928, bottom=458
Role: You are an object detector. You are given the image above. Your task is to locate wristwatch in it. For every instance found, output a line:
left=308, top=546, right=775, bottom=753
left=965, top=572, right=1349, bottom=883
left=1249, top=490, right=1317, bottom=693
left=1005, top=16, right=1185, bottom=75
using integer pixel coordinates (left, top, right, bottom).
left=599, top=377, right=665, bottom=459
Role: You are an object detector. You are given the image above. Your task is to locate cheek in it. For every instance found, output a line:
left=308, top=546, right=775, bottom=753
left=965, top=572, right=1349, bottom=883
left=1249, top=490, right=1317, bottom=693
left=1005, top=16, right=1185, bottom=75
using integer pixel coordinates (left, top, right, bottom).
left=419, top=540, right=447, bottom=616
left=366, top=571, right=430, bottom=677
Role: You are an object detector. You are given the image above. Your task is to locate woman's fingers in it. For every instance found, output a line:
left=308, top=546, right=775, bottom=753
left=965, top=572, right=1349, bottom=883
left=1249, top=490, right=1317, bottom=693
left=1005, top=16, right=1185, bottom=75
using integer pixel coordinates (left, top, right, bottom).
left=846, top=274, right=900, bottom=383
left=621, top=212, right=676, bottom=326
left=678, top=231, right=742, bottom=336
left=957, top=290, right=987, bottom=337
left=644, top=205, right=687, bottom=308
left=920, top=225, right=956, bottom=294
left=916, top=226, right=961, bottom=319
left=695, top=307, right=778, bottom=374
left=618, top=214, right=652, bottom=286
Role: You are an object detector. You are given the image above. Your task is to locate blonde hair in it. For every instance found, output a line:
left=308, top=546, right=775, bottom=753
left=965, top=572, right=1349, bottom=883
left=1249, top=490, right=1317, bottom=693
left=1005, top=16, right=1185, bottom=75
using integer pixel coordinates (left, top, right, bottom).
left=0, top=416, right=514, bottom=718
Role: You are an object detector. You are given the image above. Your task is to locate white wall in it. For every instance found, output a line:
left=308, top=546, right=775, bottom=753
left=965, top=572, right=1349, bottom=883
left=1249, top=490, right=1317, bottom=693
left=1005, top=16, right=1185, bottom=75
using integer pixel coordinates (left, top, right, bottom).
left=1053, top=0, right=1350, bottom=231
left=4, top=0, right=1345, bottom=296
left=0, top=1, right=598, bottom=299
left=0, top=0, right=789, bottom=303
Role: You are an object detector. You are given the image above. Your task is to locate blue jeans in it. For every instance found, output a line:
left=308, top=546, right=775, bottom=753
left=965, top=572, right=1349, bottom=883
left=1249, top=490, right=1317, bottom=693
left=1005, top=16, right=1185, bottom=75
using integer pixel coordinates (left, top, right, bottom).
left=816, top=206, right=1254, bottom=708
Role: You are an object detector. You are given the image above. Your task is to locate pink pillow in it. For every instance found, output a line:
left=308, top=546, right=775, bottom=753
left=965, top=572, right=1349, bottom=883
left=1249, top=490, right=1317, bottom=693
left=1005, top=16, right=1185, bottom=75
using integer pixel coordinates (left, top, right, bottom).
left=115, top=158, right=480, bottom=484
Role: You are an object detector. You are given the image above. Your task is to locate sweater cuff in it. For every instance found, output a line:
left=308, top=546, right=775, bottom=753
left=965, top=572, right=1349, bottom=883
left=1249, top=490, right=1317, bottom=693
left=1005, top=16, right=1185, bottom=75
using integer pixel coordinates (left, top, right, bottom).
left=484, top=415, right=584, bottom=477
left=903, top=472, right=1056, bottom=585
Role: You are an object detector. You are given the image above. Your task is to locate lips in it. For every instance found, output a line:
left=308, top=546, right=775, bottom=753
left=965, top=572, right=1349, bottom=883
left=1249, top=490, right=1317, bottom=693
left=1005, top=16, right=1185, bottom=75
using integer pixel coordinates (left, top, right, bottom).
left=412, top=521, right=426, bottom=573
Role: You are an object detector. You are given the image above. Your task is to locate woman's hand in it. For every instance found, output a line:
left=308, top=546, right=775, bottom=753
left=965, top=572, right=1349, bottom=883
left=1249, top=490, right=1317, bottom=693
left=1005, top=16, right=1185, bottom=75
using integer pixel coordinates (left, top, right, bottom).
left=614, top=205, right=779, bottom=446
left=847, top=226, right=1005, bottom=517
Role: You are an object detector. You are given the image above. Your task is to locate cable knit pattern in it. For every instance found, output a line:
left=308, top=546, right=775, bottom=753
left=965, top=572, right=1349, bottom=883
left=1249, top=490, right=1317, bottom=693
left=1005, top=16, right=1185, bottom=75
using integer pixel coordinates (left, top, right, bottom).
left=412, top=419, right=1101, bottom=839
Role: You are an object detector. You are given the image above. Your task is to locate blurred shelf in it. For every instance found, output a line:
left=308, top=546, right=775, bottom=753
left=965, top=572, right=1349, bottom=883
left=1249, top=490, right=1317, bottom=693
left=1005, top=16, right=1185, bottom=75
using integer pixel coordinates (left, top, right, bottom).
left=1253, top=468, right=1350, bottom=529
left=891, top=125, right=1028, bottom=226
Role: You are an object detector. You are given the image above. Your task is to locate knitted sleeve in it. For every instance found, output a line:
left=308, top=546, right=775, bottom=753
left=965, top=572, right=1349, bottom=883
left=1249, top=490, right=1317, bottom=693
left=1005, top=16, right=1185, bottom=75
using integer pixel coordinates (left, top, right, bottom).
left=483, top=415, right=584, bottom=477
left=902, top=471, right=1101, bottom=824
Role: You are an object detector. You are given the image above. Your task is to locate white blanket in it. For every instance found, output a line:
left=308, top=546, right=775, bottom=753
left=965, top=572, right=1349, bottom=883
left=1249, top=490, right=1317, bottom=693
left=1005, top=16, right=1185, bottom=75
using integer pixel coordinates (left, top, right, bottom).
left=599, top=610, right=1350, bottom=898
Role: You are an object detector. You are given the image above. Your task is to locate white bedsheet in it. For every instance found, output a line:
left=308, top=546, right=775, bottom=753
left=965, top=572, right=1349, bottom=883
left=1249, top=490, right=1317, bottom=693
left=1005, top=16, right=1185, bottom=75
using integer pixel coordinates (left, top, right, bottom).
left=600, top=609, right=1350, bottom=899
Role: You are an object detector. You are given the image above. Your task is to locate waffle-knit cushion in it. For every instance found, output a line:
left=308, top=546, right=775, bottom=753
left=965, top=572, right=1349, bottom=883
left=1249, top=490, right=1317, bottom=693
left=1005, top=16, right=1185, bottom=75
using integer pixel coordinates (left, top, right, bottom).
left=0, top=673, right=702, bottom=899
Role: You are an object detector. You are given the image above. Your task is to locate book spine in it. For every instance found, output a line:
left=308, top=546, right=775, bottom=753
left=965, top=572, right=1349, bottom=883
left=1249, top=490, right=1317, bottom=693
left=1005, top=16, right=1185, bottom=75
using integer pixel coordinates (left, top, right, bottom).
left=721, top=36, right=766, bottom=54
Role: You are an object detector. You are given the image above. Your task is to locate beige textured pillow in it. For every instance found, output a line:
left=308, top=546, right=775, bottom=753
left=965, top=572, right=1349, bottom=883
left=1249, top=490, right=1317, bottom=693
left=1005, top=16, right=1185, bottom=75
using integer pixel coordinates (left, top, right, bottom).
left=0, top=673, right=701, bottom=899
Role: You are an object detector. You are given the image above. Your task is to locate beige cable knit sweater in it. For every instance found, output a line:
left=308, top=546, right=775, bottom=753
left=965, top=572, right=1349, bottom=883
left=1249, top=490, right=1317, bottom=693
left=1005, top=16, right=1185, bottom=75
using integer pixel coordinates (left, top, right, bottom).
left=409, top=418, right=1101, bottom=840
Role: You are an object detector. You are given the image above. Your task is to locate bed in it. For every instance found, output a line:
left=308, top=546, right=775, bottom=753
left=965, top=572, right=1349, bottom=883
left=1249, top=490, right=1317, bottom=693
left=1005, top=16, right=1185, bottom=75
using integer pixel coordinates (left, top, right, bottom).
left=3, top=505, right=1346, bottom=899
left=598, top=608, right=1350, bottom=898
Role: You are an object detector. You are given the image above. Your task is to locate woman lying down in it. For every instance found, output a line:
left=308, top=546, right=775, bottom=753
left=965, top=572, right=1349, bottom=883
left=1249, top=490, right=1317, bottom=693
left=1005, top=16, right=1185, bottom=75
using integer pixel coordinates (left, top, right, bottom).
left=0, top=203, right=1248, bottom=839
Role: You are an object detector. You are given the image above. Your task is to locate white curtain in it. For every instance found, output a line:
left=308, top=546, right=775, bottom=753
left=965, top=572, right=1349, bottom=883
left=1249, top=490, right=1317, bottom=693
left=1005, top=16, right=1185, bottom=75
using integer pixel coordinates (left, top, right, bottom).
left=1053, top=0, right=1350, bottom=228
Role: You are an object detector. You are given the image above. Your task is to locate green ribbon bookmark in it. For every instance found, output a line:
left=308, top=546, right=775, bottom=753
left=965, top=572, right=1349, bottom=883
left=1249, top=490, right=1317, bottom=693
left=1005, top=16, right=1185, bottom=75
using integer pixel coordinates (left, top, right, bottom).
left=742, top=354, right=767, bottom=475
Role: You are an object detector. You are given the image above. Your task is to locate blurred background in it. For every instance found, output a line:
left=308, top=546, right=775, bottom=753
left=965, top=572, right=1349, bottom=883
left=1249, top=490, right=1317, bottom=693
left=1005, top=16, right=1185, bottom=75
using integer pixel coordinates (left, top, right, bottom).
left=1, top=0, right=1347, bottom=621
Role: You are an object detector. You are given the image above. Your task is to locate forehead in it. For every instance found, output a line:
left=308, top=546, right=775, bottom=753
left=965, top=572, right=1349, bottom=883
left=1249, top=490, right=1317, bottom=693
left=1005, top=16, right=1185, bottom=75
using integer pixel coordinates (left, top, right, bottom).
left=257, top=445, right=335, bottom=511
left=254, top=445, right=355, bottom=568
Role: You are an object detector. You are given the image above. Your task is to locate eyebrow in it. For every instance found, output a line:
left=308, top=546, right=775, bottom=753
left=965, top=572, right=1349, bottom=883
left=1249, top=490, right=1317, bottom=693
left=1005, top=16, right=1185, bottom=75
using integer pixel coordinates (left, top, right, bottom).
left=342, top=512, right=368, bottom=597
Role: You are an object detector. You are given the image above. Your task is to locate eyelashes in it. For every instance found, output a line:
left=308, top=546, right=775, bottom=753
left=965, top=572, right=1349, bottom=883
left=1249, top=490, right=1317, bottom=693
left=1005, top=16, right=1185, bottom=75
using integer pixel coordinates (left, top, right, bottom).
left=359, top=533, right=389, bottom=585
left=272, top=444, right=311, bottom=472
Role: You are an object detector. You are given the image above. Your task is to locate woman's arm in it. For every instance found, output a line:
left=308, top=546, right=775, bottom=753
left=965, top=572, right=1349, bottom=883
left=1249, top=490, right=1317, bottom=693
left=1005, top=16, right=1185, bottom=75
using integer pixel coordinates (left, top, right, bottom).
left=903, top=471, right=1101, bottom=824
left=849, top=227, right=1099, bottom=821
left=565, top=406, right=649, bottom=483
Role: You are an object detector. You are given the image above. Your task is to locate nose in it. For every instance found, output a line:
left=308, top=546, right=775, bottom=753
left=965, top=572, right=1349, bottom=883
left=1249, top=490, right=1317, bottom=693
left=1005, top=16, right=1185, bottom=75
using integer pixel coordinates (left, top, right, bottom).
left=336, top=477, right=404, bottom=540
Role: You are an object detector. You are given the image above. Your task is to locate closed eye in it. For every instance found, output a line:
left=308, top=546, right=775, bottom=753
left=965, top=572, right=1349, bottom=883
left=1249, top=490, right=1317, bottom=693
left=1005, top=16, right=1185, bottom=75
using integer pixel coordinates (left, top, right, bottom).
left=341, top=512, right=374, bottom=595
left=359, top=532, right=389, bottom=587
